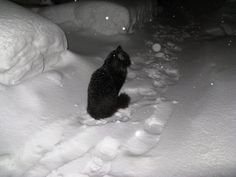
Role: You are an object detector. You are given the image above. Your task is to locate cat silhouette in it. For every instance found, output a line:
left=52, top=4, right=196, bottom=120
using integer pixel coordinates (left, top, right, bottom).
left=87, top=45, right=131, bottom=119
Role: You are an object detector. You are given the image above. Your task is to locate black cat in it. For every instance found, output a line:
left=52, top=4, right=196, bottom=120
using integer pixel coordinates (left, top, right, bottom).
left=87, top=45, right=131, bottom=119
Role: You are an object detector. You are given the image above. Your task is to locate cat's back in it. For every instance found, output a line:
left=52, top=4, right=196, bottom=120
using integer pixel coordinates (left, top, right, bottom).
left=88, top=66, right=114, bottom=95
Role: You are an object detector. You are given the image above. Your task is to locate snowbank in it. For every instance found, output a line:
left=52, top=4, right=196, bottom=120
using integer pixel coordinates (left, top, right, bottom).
left=38, top=1, right=130, bottom=35
left=0, top=0, right=67, bottom=85
left=0, top=50, right=97, bottom=177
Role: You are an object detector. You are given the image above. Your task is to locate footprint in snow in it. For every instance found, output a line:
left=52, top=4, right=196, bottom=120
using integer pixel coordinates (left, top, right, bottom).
left=83, top=157, right=111, bottom=177
left=84, top=137, right=120, bottom=177
left=124, top=100, right=173, bottom=155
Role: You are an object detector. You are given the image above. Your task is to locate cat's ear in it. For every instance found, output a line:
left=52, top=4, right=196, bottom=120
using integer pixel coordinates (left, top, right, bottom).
left=116, top=45, right=122, bottom=51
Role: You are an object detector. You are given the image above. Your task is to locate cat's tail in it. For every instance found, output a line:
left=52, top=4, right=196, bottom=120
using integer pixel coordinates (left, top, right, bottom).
left=117, top=93, right=130, bottom=109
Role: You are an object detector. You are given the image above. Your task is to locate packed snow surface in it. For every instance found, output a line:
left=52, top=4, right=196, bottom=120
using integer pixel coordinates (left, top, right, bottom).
left=38, top=1, right=130, bottom=35
left=0, top=1, right=236, bottom=177
left=0, top=0, right=67, bottom=85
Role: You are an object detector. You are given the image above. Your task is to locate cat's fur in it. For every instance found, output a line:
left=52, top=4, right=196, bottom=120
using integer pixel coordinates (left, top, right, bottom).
left=87, top=45, right=131, bottom=119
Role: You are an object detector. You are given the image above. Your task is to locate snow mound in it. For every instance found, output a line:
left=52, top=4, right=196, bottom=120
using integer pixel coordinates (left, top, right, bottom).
left=39, top=1, right=130, bottom=35
left=74, top=1, right=129, bottom=35
left=93, top=136, right=120, bottom=161
left=152, top=43, right=162, bottom=52
left=0, top=0, right=67, bottom=85
left=38, top=2, right=76, bottom=25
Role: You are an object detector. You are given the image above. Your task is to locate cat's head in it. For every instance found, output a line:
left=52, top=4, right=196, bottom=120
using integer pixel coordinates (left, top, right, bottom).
left=105, top=45, right=131, bottom=69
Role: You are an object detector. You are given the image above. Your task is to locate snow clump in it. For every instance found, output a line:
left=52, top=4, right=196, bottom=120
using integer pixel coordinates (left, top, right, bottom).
left=93, top=136, right=120, bottom=161
left=0, top=0, right=67, bottom=85
left=152, top=43, right=162, bottom=52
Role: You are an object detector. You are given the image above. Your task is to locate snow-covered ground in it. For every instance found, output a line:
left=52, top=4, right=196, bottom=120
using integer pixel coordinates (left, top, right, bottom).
left=0, top=1, right=236, bottom=177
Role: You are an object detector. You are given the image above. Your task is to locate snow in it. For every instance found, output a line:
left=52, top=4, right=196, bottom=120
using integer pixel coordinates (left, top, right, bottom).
left=0, top=1, right=236, bottom=177
left=38, top=1, right=130, bottom=35
left=0, top=0, right=67, bottom=85
left=159, top=37, right=236, bottom=177
left=152, top=43, right=162, bottom=52
left=93, top=136, right=120, bottom=161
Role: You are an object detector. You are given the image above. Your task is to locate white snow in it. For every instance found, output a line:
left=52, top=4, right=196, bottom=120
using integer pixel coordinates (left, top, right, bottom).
left=0, top=0, right=67, bottom=85
left=0, top=1, right=236, bottom=177
left=152, top=43, right=162, bottom=52
left=93, top=136, right=120, bottom=161
left=38, top=1, right=130, bottom=35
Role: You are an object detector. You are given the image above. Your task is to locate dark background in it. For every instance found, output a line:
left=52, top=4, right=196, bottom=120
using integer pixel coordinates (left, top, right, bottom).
left=10, top=0, right=232, bottom=27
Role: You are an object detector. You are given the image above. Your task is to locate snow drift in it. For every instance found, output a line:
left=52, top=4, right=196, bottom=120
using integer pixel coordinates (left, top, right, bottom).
left=38, top=1, right=130, bottom=35
left=0, top=0, right=67, bottom=85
